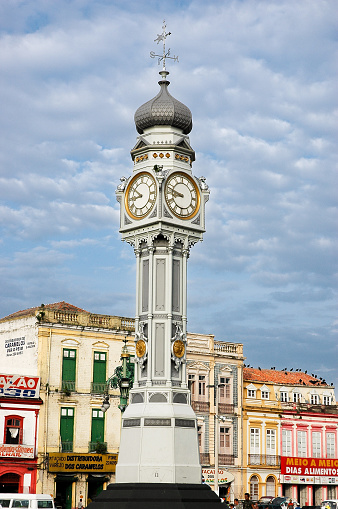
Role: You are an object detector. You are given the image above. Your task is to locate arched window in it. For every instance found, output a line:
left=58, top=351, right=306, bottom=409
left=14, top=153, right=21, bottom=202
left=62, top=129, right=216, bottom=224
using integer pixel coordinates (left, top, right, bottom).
left=4, top=416, right=23, bottom=444
left=250, top=475, right=259, bottom=500
left=266, top=476, right=275, bottom=497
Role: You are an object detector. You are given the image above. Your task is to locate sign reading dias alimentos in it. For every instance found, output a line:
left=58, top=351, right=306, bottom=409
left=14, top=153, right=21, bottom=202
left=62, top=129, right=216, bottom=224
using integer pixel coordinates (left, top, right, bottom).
left=281, top=457, right=338, bottom=476
left=49, top=453, right=118, bottom=473
left=0, top=374, right=40, bottom=398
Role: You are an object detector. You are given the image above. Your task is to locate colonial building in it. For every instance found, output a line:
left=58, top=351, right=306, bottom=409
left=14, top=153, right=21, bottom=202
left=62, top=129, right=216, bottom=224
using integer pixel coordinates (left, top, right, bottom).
left=187, top=333, right=244, bottom=501
left=0, top=374, right=43, bottom=493
left=0, top=302, right=134, bottom=507
left=0, top=302, right=245, bottom=503
left=243, top=368, right=337, bottom=504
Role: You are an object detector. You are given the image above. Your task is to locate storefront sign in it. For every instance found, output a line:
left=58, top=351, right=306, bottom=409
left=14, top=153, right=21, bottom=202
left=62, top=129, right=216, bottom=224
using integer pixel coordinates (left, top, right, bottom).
left=281, top=457, right=338, bottom=477
left=0, top=374, right=40, bottom=398
left=202, top=468, right=234, bottom=486
left=0, top=444, right=34, bottom=458
left=48, top=453, right=118, bottom=473
left=281, top=474, right=338, bottom=485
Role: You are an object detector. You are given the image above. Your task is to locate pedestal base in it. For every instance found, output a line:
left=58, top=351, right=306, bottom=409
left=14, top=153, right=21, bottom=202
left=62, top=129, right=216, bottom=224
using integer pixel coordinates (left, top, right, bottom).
left=89, top=483, right=223, bottom=508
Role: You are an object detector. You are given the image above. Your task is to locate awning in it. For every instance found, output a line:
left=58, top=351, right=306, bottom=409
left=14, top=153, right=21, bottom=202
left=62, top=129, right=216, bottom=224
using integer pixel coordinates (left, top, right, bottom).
left=54, top=474, right=78, bottom=482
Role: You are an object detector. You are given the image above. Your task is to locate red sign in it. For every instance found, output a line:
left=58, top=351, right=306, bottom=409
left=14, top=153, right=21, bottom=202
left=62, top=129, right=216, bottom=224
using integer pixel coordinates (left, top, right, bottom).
left=0, top=374, right=40, bottom=398
left=281, top=456, right=338, bottom=476
left=0, top=444, right=34, bottom=458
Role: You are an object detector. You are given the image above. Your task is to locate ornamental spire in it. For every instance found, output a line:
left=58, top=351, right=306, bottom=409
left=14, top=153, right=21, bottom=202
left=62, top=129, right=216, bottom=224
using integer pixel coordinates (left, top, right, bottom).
left=150, top=20, right=179, bottom=74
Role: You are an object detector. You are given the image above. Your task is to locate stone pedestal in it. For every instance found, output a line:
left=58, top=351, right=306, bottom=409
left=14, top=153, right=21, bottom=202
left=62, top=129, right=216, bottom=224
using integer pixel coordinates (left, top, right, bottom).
left=88, top=483, right=223, bottom=508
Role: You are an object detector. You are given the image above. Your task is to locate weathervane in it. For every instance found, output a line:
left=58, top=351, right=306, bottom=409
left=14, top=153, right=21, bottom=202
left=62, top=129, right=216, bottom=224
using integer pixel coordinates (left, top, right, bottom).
left=150, top=20, right=179, bottom=71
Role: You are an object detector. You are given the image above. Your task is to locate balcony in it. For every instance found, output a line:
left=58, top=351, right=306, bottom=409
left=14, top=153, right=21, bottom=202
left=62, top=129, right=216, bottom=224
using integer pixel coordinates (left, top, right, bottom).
left=91, top=382, right=107, bottom=394
left=200, top=453, right=210, bottom=465
left=61, top=381, right=75, bottom=392
left=191, top=401, right=210, bottom=413
left=248, top=454, right=280, bottom=466
left=282, top=402, right=338, bottom=415
left=218, top=454, right=235, bottom=465
left=218, top=403, right=234, bottom=414
left=88, top=441, right=107, bottom=453
left=61, top=441, right=73, bottom=452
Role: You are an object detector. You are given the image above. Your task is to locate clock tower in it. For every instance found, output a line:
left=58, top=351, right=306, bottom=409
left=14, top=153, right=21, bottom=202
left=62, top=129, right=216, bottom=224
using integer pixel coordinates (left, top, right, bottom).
left=115, top=23, right=209, bottom=485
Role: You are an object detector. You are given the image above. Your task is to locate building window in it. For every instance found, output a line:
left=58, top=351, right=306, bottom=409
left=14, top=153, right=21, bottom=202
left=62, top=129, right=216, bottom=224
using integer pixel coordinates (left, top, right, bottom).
left=266, top=429, right=276, bottom=456
left=282, top=429, right=292, bottom=456
left=198, top=376, right=206, bottom=399
left=90, top=409, right=105, bottom=451
left=220, top=427, right=231, bottom=452
left=323, top=395, right=332, bottom=405
left=311, top=394, right=319, bottom=404
left=92, top=352, right=107, bottom=392
left=4, top=416, right=23, bottom=445
left=62, top=348, right=76, bottom=391
left=280, top=391, right=288, bottom=402
left=60, top=407, right=74, bottom=452
left=297, top=430, right=307, bottom=457
left=248, top=389, right=256, bottom=398
left=266, top=476, right=276, bottom=497
left=312, top=432, right=321, bottom=458
left=261, top=391, right=269, bottom=399
left=293, top=392, right=301, bottom=402
left=219, top=377, right=231, bottom=402
left=326, top=433, right=335, bottom=458
left=250, top=475, right=259, bottom=500
left=188, top=374, right=195, bottom=398
left=250, top=428, right=260, bottom=453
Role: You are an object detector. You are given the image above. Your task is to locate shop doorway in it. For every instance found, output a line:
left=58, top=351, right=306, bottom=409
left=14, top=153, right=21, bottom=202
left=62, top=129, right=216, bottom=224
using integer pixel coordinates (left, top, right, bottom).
left=0, top=473, right=20, bottom=493
left=313, top=486, right=321, bottom=506
left=297, top=486, right=307, bottom=507
left=219, top=485, right=229, bottom=502
left=55, top=481, right=72, bottom=509
left=87, top=477, right=104, bottom=504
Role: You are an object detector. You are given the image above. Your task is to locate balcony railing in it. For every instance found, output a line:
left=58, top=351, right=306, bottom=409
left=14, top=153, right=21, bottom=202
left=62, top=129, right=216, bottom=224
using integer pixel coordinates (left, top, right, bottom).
left=248, top=454, right=280, bottom=466
left=61, top=381, right=75, bottom=392
left=91, top=382, right=107, bottom=394
left=88, top=441, right=107, bottom=453
left=191, top=401, right=210, bottom=413
left=200, top=453, right=210, bottom=465
left=218, top=454, right=235, bottom=465
left=61, top=441, right=73, bottom=452
left=218, top=403, right=235, bottom=414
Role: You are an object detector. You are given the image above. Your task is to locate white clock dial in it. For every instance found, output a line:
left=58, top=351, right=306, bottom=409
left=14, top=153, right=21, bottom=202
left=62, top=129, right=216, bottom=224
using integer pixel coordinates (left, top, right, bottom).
left=125, top=172, right=157, bottom=220
left=164, top=172, right=200, bottom=219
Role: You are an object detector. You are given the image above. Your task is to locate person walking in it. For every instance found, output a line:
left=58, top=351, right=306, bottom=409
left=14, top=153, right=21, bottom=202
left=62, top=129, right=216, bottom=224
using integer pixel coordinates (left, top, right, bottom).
left=243, top=493, right=253, bottom=509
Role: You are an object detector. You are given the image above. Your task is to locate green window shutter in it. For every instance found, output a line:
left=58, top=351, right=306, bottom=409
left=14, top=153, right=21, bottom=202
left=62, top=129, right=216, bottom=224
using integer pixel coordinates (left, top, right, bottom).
left=91, top=409, right=105, bottom=443
left=60, top=408, right=74, bottom=450
left=93, top=352, right=107, bottom=384
left=62, top=349, right=76, bottom=382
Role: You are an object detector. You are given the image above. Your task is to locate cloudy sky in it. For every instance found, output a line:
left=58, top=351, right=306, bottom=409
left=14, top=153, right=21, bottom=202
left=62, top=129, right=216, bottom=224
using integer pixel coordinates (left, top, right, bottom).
left=0, top=0, right=337, bottom=388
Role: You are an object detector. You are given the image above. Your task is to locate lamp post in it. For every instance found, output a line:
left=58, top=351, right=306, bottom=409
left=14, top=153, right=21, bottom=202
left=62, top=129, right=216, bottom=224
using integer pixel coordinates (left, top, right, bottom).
left=101, top=339, right=134, bottom=414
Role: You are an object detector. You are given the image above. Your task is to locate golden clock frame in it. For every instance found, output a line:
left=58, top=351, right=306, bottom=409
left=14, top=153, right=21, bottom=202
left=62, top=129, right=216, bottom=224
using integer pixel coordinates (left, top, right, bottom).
left=124, top=171, right=157, bottom=220
left=164, top=171, right=201, bottom=220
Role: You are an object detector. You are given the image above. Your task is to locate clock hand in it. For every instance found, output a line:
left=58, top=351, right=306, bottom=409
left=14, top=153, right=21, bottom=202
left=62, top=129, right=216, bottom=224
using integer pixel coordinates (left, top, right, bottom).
left=130, top=193, right=143, bottom=202
left=168, top=187, right=184, bottom=198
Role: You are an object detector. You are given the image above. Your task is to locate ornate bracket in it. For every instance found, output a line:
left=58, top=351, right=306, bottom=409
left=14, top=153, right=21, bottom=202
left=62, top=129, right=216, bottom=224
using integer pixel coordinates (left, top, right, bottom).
left=134, top=322, right=148, bottom=370
left=171, top=323, right=187, bottom=370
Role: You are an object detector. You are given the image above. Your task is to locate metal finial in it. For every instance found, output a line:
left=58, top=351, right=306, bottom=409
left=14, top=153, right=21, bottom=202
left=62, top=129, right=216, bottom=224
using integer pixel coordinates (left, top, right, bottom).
left=150, top=20, right=179, bottom=71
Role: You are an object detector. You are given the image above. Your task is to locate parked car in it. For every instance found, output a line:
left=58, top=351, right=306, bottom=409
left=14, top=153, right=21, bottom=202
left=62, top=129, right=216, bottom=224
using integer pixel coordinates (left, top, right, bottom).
left=270, top=497, right=299, bottom=509
left=258, top=497, right=274, bottom=509
left=0, top=494, right=54, bottom=509
left=321, top=501, right=338, bottom=509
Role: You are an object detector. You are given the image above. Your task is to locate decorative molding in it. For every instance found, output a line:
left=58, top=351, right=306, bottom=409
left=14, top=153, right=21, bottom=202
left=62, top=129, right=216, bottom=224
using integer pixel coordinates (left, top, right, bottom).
left=163, top=206, right=173, bottom=218
left=124, top=214, right=132, bottom=225
left=191, top=214, right=200, bottom=225
left=149, top=206, right=157, bottom=218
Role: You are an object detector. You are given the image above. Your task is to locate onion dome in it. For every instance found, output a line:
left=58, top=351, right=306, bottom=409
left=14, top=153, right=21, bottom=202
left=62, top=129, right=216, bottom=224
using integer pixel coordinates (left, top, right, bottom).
left=134, top=70, right=192, bottom=135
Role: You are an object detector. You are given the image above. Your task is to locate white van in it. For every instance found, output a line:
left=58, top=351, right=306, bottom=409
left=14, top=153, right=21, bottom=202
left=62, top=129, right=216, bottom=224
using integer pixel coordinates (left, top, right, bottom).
left=0, top=494, right=55, bottom=509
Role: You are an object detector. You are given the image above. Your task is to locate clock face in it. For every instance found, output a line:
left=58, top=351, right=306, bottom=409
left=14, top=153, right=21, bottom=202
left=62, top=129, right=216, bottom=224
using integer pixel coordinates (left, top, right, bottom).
left=164, top=172, right=200, bottom=219
left=125, top=172, right=157, bottom=220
